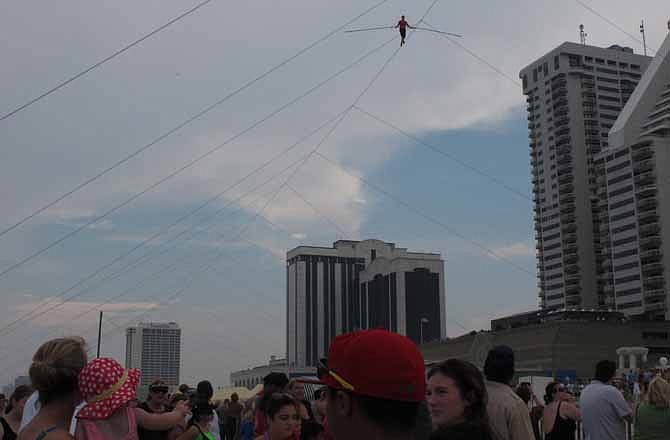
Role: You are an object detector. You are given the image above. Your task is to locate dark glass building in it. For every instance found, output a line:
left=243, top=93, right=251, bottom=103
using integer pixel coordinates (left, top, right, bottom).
left=287, top=240, right=445, bottom=367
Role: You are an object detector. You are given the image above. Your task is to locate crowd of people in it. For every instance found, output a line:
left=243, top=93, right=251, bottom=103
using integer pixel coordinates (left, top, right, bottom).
left=2, top=330, right=670, bottom=440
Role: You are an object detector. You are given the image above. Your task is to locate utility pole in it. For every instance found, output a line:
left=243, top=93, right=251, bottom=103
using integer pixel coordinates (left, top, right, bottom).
left=96, top=311, right=103, bottom=358
left=640, top=20, right=648, bottom=56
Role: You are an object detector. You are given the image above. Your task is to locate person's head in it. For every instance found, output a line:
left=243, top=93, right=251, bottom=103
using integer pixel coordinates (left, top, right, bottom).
left=196, top=380, right=214, bottom=401
left=29, top=337, right=87, bottom=406
left=287, top=379, right=306, bottom=401
left=426, top=359, right=488, bottom=429
left=594, top=360, right=618, bottom=383
left=77, top=358, right=141, bottom=420
left=515, top=383, right=531, bottom=405
left=178, top=384, right=190, bottom=394
left=170, top=393, right=189, bottom=409
left=242, top=408, right=254, bottom=421
left=5, top=385, right=33, bottom=417
left=148, top=379, right=169, bottom=405
left=483, top=345, right=515, bottom=385
left=313, top=388, right=327, bottom=418
left=191, top=396, right=215, bottom=428
left=320, top=329, right=425, bottom=440
left=266, top=393, right=301, bottom=440
left=263, top=373, right=289, bottom=396
left=402, top=15, right=405, bottom=20
left=231, top=392, right=239, bottom=403
left=647, top=377, right=670, bottom=408
left=544, top=382, right=569, bottom=404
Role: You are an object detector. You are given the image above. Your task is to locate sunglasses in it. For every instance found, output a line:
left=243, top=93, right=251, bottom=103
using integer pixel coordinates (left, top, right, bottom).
left=150, top=387, right=169, bottom=394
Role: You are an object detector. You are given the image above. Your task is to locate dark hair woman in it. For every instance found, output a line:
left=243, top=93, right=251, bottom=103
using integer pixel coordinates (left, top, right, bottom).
left=176, top=397, right=216, bottom=440
left=426, top=359, right=492, bottom=440
left=542, top=382, right=580, bottom=440
left=255, top=394, right=300, bottom=440
left=0, top=385, right=33, bottom=440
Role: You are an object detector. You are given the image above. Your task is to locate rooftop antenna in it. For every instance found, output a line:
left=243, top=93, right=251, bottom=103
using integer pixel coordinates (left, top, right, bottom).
left=640, top=20, right=648, bottom=56
left=579, top=24, right=588, bottom=45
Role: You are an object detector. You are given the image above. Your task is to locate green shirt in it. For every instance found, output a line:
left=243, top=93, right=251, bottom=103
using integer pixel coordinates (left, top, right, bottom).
left=635, top=403, right=670, bottom=440
left=197, top=432, right=215, bottom=440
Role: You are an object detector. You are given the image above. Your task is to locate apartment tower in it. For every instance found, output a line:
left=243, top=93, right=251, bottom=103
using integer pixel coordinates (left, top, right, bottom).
left=125, top=322, right=181, bottom=394
left=520, top=43, right=651, bottom=310
left=595, top=31, right=670, bottom=319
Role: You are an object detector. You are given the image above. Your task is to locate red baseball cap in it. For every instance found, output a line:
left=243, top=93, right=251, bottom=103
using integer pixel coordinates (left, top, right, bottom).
left=318, top=329, right=425, bottom=402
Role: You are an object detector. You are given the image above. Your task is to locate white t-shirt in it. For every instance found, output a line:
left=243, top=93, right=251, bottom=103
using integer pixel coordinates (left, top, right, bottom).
left=580, top=381, right=632, bottom=440
left=19, top=391, right=84, bottom=435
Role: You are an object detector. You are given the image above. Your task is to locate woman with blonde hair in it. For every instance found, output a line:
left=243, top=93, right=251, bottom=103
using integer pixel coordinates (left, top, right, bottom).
left=18, top=337, right=88, bottom=440
left=634, top=376, right=670, bottom=440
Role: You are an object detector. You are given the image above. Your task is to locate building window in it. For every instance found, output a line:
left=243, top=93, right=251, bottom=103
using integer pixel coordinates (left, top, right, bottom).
left=554, top=55, right=560, bottom=70
left=642, top=331, right=668, bottom=340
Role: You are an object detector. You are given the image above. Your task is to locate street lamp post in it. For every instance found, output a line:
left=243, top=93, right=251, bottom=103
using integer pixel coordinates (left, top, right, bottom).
left=420, top=318, right=429, bottom=345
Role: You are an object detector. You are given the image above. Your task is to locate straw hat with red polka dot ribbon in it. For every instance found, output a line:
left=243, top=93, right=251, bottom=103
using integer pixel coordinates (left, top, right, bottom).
left=77, top=357, right=141, bottom=420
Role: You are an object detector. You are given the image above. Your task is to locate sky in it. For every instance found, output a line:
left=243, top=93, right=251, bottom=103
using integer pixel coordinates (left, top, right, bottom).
left=0, top=0, right=668, bottom=387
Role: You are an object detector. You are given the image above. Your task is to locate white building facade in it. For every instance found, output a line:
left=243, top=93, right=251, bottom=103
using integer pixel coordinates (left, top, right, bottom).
left=125, top=322, right=181, bottom=392
left=230, top=356, right=316, bottom=389
left=287, top=239, right=446, bottom=368
left=520, top=43, right=651, bottom=310
left=595, top=31, right=670, bottom=319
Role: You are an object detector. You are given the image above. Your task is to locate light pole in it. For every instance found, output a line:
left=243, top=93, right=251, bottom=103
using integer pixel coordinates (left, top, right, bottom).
left=420, top=318, right=429, bottom=345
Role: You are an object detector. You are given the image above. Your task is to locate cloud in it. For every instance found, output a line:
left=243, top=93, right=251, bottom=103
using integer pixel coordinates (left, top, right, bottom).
left=488, top=242, right=535, bottom=259
left=10, top=299, right=161, bottom=327
left=291, top=233, right=307, bottom=240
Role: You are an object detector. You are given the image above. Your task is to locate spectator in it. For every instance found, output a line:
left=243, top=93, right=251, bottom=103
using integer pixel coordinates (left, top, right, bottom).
left=238, top=410, right=254, bottom=440
left=178, top=386, right=191, bottom=396
left=541, top=382, right=580, bottom=440
left=483, top=346, right=535, bottom=440
left=176, top=397, right=217, bottom=440
left=167, top=395, right=190, bottom=440
left=138, top=380, right=172, bottom=440
left=633, top=376, right=670, bottom=440
left=18, top=337, right=88, bottom=440
left=1, top=385, right=33, bottom=440
left=319, top=329, right=425, bottom=440
left=257, top=394, right=300, bottom=440
left=426, top=359, right=492, bottom=439
left=515, top=383, right=543, bottom=440
left=633, top=373, right=645, bottom=405
left=216, top=400, right=228, bottom=440
left=196, top=381, right=221, bottom=440
left=0, top=396, right=6, bottom=418
left=286, top=380, right=321, bottom=440
left=580, top=360, right=632, bottom=440
left=74, top=358, right=188, bottom=440
left=311, top=390, right=326, bottom=425
left=223, top=394, right=243, bottom=440
left=254, top=373, right=289, bottom=437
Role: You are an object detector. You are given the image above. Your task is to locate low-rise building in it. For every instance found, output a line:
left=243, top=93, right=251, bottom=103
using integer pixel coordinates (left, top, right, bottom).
left=422, top=309, right=670, bottom=379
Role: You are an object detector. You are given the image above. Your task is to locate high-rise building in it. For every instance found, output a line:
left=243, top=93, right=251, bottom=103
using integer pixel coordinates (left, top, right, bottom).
left=595, top=31, right=670, bottom=319
left=287, top=239, right=445, bottom=368
left=520, top=43, right=651, bottom=310
left=125, top=322, right=181, bottom=393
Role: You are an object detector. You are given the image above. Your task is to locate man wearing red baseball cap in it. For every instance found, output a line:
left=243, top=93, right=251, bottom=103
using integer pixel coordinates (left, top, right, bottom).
left=318, top=329, right=426, bottom=440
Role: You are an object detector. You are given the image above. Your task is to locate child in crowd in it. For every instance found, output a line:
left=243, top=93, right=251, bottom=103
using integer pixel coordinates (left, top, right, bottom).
left=74, top=358, right=188, bottom=440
